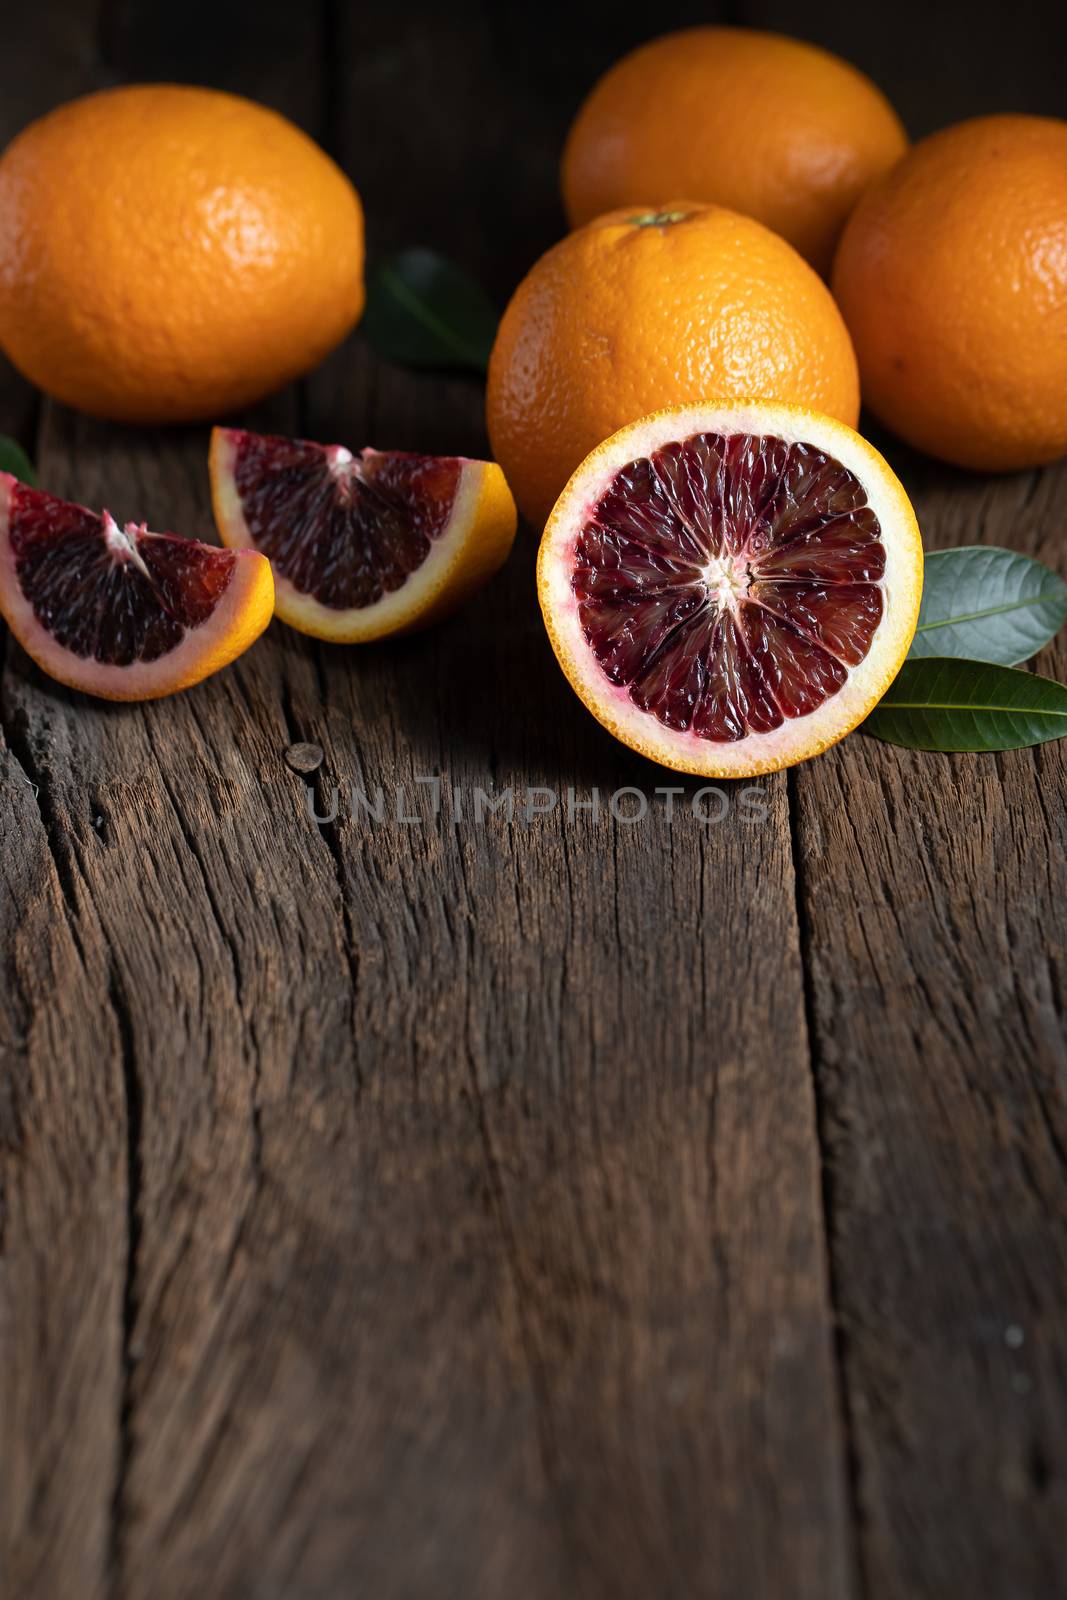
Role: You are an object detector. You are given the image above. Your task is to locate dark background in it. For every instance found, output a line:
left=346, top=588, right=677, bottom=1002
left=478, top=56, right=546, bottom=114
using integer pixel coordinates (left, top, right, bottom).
left=82, top=0, right=1067, bottom=288
left=2, top=4, right=1066, bottom=1600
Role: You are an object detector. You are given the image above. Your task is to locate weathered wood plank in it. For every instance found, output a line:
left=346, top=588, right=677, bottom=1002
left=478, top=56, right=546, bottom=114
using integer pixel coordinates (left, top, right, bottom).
left=0, top=4, right=362, bottom=1594
left=733, top=0, right=1067, bottom=1590
left=0, top=725, right=126, bottom=1600
left=10, top=9, right=386, bottom=1597
left=299, top=346, right=859, bottom=1597
left=665, top=1, right=1067, bottom=1585
left=2, top=395, right=368, bottom=1599
left=17, top=3, right=1065, bottom=1597
left=31, top=7, right=563, bottom=1598
left=0, top=9, right=131, bottom=1599
left=3, top=0, right=857, bottom=1591
left=791, top=450, right=1067, bottom=1600
left=281, top=6, right=856, bottom=1594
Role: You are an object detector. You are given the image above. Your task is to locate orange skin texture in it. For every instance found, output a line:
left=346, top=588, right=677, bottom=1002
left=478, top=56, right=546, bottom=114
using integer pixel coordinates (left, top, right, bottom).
left=486, top=202, right=860, bottom=529
left=832, top=114, right=1067, bottom=473
left=562, top=27, right=907, bottom=276
left=0, top=85, right=365, bottom=422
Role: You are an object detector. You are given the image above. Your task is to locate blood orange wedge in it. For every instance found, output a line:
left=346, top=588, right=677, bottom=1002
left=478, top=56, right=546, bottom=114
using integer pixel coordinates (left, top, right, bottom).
left=0, top=472, right=274, bottom=701
left=537, top=402, right=923, bottom=776
left=209, top=428, right=517, bottom=642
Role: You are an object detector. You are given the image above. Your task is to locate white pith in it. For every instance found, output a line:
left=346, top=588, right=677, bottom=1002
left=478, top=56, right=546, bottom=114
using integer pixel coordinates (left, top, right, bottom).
left=103, top=510, right=153, bottom=578
left=538, top=402, right=924, bottom=778
left=701, top=552, right=750, bottom=609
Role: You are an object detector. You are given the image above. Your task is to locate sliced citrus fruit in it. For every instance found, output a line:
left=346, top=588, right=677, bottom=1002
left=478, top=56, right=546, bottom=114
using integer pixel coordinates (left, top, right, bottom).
left=0, top=472, right=274, bottom=701
left=209, top=428, right=517, bottom=642
left=537, top=402, right=923, bottom=776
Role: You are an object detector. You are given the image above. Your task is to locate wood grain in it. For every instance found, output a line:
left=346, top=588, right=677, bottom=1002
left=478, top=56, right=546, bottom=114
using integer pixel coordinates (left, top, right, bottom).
left=298, top=7, right=851, bottom=1594
left=0, top=8, right=130, bottom=1597
left=0, top=2, right=855, bottom=1596
left=1, top=1, right=1066, bottom=1598
left=790, top=450, right=1067, bottom=1600
left=734, top=4, right=1067, bottom=1593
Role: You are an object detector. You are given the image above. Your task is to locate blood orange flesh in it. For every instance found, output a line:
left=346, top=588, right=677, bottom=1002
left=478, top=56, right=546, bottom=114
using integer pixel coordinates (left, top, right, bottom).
left=538, top=403, right=923, bottom=777
left=0, top=473, right=273, bottom=700
left=226, top=431, right=461, bottom=610
left=576, top=432, right=885, bottom=740
left=210, top=428, right=517, bottom=642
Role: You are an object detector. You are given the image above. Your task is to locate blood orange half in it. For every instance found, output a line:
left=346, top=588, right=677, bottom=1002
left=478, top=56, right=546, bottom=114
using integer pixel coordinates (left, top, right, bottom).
left=210, top=428, right=517, bottom=642
left=0, top=472, right=274, bottom=701
left=537, top=402, right=923, bottom=776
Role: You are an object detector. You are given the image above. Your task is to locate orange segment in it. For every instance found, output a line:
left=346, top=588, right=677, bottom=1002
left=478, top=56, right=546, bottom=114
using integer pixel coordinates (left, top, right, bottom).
left=0, top=472, right=274, bottom=701
left=210, top=428, right=517, bottom=643
left=537, top=402, right=923, bottom=777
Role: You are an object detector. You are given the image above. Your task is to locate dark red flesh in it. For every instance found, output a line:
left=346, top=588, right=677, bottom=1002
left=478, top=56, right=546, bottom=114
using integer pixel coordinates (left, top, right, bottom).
left=573, top=432, right=886, bottom=742
left=8, top=484, right=236, bottom=665
left=230, top=432, right=461, bottom=610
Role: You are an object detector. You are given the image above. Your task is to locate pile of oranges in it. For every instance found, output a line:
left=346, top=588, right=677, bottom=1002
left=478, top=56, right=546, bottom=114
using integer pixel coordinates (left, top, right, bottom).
left=0, top=30, right=1064, bottom=771
left=0, top=31, right=1064, bottom=519
left=489, top=27, right=1067, bottom=526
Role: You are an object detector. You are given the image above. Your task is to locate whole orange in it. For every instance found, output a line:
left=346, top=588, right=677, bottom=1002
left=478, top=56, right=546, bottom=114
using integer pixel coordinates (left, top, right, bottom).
left=0, top=85, right=364, bottom=422
left=832, top=114, right=1067, bottom=472
left=562, top=28, right=907, bottom=276
left=486, top=202, right=860, bottom=529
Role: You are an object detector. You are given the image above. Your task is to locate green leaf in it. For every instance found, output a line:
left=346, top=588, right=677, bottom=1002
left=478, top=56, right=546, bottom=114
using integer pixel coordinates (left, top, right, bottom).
left=909, top=545, right=1067, bottom=666
left=865, top=658, right=1067, bottom=752
left=362, top=249, right=498, bottom=374
left=0, top=435, right=37, bottom=486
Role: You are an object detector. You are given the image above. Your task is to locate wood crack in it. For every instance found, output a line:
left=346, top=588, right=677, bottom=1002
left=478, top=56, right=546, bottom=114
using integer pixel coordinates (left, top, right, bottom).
left=282, top=675, right=363, bottom=1103
left=1, top=645, right=141, bottom=1600
left=458, top=1045, right=588, bottom=1590
left=0, top=682, right=87, bottom=959
left=449, top=825, right=577, bottom=1564
left=107, top=960, right=142, bottom=1600
left=704, top=1052, right=730, bottom=1345
left=140, top=725, right=270, bottom=1286
left=786, top=766, right=868, bottom=1600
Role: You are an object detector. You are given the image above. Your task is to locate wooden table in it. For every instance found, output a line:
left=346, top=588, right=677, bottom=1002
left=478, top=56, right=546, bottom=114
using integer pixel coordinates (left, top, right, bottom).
left=3, top=3, right=1065, bottom=1596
